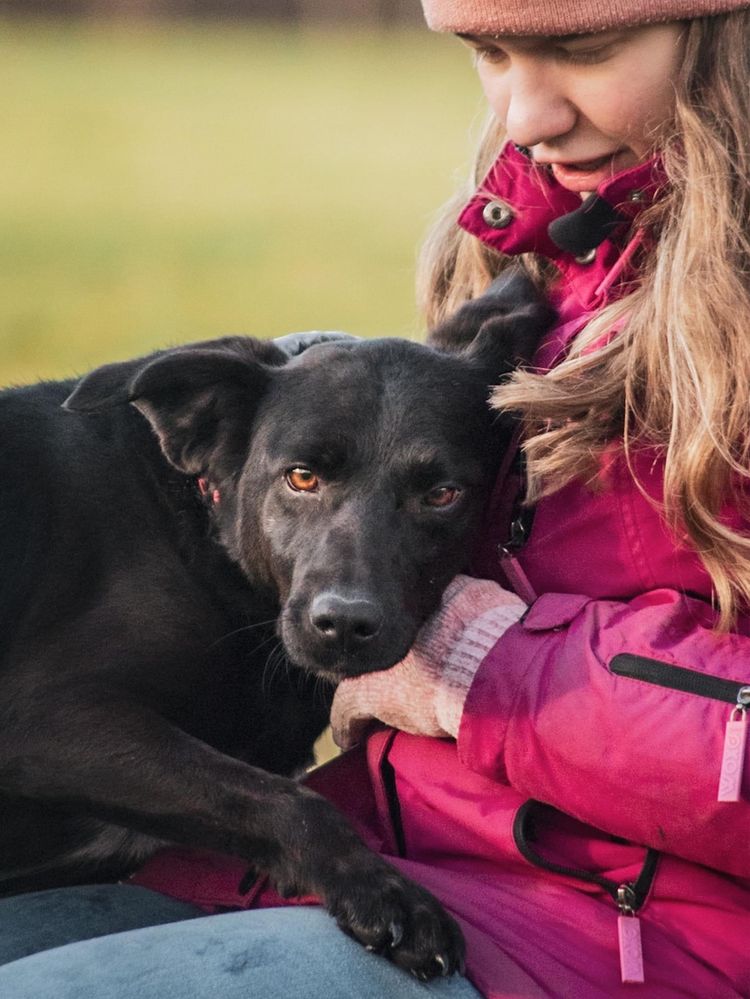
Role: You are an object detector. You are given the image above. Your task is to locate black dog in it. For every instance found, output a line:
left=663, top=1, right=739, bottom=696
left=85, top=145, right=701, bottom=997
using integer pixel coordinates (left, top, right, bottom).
left=0, top=272, right=551, bottom=978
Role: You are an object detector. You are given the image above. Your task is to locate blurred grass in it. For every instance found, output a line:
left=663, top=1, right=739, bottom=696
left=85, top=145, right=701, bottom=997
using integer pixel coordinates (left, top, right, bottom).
left=0, top=17, right=483, bottom=386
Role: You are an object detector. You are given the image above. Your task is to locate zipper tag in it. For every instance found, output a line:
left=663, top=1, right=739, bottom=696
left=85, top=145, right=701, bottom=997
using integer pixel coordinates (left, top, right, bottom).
left=618, top=916, right=645, bottom=984
left=616, top=886, right=644, bottom=984
left=498, top=548, right=538, bottom=604
left=718, top=686, right=750, bottom=802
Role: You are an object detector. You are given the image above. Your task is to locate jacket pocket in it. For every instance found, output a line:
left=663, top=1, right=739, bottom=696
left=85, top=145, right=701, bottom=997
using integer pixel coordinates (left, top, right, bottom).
left=514, top=799, right=658, bottom=984
left=513, top=800, right=659, bottom=908
left=611, top=653, right=750, bottom=804
left=610, top=653, right=750, bottom=705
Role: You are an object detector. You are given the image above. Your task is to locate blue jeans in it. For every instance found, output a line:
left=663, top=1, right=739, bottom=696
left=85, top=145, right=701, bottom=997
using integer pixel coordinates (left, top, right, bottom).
left=0, top=886, right=481, bottom=998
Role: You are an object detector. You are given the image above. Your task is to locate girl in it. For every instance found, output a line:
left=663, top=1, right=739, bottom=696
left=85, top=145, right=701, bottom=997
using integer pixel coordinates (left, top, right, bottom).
left=2, top=2, right=750, bottom=996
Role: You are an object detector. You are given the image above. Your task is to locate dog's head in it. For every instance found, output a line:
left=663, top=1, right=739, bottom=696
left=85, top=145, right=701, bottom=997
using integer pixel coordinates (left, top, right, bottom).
left=64, top=269, right=553, bottom=680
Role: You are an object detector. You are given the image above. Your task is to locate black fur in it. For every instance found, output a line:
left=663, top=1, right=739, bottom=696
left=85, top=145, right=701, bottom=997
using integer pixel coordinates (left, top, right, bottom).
left=0, top=270, right=552, bottom=977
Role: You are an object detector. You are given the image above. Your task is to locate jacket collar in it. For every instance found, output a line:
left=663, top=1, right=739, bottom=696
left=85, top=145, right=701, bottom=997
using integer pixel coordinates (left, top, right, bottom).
left=458, top=143, right=667, bottom=317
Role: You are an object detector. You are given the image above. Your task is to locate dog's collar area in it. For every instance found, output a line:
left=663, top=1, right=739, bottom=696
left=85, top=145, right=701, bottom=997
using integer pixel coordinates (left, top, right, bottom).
left=197, top=477, right=221, bottom=505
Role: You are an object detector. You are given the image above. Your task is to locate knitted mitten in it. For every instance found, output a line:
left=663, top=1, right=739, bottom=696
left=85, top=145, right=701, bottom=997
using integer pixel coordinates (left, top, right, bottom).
left=331, top=575, right=526, bottom=750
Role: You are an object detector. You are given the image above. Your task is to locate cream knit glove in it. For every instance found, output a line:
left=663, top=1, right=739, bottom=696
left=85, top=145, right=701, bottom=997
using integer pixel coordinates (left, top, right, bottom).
left=330, top=575, right=526, bottom=750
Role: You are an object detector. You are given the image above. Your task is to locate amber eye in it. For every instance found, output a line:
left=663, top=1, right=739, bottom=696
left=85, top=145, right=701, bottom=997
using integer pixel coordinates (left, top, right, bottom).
left=423, top=485, right=462, bottom=509
left=286, top=467, right=319, bottom=493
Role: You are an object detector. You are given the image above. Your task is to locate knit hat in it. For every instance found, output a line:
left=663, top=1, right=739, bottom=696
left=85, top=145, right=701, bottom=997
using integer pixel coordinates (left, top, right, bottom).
left=421, top=0, right=749, bottom=36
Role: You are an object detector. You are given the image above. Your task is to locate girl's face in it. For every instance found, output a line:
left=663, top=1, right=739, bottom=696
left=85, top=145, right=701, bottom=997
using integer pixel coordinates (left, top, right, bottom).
left=461, top=24, right=685, bottom=194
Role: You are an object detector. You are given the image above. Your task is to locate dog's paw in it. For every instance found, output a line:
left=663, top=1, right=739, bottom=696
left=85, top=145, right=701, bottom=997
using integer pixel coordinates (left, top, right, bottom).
left=323, top=861, right=465, bottom=980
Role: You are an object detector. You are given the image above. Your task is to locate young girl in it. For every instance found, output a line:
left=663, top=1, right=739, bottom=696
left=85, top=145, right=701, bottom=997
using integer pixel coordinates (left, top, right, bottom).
left=2, top=2, right=750, bottom=996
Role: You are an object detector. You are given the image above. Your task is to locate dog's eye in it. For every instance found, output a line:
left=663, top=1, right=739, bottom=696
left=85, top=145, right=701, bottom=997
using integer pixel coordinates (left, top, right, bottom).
left=286, top=467, right=320, bottom=493
left=423, top=486, right=462, bottom=509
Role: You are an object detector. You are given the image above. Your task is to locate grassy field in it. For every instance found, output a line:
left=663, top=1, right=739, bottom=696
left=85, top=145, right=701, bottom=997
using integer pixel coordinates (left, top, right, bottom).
left=0, top=17, right=483, bottom=386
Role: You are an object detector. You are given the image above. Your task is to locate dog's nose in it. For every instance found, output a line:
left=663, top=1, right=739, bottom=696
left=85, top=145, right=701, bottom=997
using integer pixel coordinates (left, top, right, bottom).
left=309, top=593, right=383, bottom=647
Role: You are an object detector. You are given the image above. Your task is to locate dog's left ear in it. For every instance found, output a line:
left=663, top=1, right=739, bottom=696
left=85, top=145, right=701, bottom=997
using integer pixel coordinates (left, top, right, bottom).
left=427, top=267, right=555, bottom=379
left=64, top=337, right=285, bottom=478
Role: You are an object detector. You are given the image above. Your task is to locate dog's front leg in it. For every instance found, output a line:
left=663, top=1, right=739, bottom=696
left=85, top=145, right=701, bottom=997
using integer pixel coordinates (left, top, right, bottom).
left=0, top=695, right=464, bottom=980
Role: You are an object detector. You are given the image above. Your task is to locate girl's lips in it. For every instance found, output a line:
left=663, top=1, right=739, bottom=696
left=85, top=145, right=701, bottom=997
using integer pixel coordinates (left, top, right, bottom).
left=549, top=152, right=629, bottom=193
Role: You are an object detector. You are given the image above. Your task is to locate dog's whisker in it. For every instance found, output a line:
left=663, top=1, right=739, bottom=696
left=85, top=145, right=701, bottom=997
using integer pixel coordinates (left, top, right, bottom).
left=261, top=641, right=288, bottom=696
left=313, top=672, right=334, bottom=707
left=209, top=618, right=279, bottom=649
left=248, top=632, right=282, bottom=661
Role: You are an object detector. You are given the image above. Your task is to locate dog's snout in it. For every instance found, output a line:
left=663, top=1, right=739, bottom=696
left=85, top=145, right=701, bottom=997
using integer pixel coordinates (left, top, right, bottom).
left=309, top=593, right=383, bottom=647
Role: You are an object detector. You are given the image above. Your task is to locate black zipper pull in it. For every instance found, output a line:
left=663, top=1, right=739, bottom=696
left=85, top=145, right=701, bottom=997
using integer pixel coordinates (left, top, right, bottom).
left=718, top=684, right=750, bottom=802
left=497, top=452, right=537, bottom=603
left=498, top=519, right=538, bottom=604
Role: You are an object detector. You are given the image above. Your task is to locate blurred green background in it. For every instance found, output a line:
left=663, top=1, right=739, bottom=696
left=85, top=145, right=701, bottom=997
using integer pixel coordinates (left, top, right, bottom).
left=0, top=15, right=483, bottom=387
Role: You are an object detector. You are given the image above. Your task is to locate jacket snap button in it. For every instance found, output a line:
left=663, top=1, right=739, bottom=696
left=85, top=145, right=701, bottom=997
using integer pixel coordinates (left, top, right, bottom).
left=483, top=200, right=514, bottom=229
left=629, top=189, right=644, bottom=202
left=574, top=248, right=597, bottom=265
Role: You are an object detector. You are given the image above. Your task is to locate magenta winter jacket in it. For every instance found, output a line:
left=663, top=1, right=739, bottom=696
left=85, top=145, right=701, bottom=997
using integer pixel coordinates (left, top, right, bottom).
left=133, top=144, right=750, bottom=997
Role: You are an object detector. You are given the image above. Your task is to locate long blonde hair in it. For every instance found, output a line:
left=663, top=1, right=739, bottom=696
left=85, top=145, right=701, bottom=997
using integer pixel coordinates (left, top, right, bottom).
left=419, top=12, right=750, bottom=629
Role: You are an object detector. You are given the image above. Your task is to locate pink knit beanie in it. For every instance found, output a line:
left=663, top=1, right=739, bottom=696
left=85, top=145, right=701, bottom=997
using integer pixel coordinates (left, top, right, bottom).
left=421, top=0, right=749, bottom=35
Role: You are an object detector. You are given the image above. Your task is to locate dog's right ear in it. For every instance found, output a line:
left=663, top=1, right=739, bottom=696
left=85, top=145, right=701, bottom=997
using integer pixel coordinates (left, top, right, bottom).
left=427, top=267, right=555, bottom=374
left=64, top=337, right=286, bottom=479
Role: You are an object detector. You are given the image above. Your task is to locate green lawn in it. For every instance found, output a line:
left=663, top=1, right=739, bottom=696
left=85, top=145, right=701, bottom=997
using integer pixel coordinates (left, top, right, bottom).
left=0, top=17, right=483, bottom=386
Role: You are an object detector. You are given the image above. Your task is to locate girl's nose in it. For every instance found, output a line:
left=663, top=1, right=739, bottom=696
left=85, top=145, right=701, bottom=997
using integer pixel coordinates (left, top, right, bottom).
left=485, top=64, right=577, bottom=150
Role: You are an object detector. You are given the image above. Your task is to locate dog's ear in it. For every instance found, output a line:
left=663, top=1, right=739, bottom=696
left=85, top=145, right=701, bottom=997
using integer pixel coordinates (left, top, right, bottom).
left=64, top=337, right=286, bottom=477
left=62, top=354, right=162, bottom=412
left=427, top=267, right=555, bottom=379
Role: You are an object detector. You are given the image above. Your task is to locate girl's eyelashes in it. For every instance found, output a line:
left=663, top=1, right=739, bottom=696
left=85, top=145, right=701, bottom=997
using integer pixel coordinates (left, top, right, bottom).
left=466, top=38, right=618, bottom=68
left=472, top=45, right=506, bottom=65
left=556, top=43, right=616, bottom=65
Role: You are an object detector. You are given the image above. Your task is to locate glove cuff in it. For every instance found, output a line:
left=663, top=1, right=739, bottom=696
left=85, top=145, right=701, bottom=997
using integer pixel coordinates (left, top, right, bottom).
left=435, top=600, right=525, bottom=737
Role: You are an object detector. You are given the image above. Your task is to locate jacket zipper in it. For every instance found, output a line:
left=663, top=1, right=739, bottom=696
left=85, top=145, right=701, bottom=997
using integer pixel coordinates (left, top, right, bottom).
left=497, top=450, right=538, bottom=604
left=611, top=654, right=750, bottom=803
left=380, top=746, right=407, bottom=858
left=514, top=800, right=658, bottom=984
left=611, top=653, right=750, bottom=703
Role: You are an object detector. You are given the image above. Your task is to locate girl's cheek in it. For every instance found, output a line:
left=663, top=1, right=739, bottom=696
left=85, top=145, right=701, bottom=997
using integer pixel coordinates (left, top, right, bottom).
left=476, top=70, right=509, bottom=120
left=596, top=91, right=644, bottom=138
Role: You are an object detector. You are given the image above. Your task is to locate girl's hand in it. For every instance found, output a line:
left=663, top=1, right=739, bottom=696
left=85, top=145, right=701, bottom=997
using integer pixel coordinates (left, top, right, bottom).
left=330, top=575, right=526, bottom=750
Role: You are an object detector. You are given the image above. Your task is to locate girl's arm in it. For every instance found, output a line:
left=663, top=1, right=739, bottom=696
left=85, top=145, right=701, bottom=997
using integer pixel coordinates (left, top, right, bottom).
left=458, top=585, right=750, bottom=878
left=332, top=578, right=750, bottom=878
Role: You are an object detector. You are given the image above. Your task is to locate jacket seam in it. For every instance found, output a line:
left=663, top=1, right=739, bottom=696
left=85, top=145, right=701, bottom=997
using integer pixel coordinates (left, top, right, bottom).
left=615, top=456, right=658, bottom=593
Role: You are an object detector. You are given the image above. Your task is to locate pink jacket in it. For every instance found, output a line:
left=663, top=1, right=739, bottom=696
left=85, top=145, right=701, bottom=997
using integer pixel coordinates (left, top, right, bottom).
left=133, top=144, right=750, bottom=997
